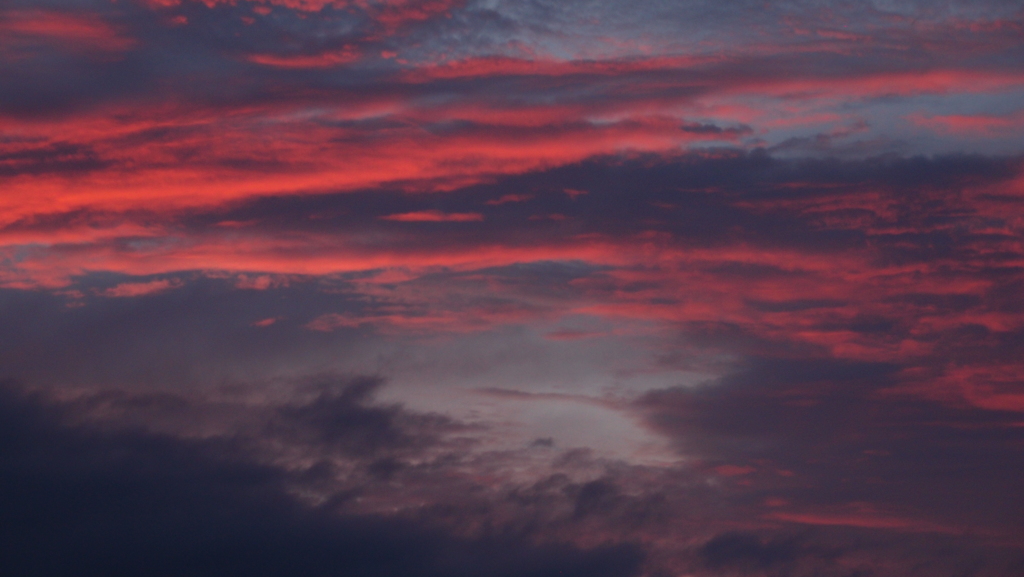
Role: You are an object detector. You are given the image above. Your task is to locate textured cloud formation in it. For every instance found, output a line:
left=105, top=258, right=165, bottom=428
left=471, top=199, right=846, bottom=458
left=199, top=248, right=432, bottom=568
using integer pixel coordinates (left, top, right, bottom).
left=0, top=381, right=647, bottom=577
left=2, top=1, right=1024, bottom=576
left=3, top=151, right=1023, bottom=574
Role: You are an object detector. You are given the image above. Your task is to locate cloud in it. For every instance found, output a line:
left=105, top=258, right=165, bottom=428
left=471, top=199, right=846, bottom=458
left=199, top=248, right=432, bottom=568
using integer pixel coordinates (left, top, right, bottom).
left=3, top=150, right=1018, bottom=286
left=0, top=380, right=645, bottom=577
left=100, top=279, right=182, bottom=297
left=910, top=110, right=1024, bottom=136
left=486, top=194, right=534, bottom=206
left=0, top=9, right=136, bottom=53
left=0, top=141, right=109, bottom=177
left=245, top=47, right=362, bottom=68
left=698, top=532, right=802, bottom=572
left=381, top=210, right=485, bottom=222
left=2, top=1, right=1024, bottom=574
left=269, top=375, right=460, bottom=458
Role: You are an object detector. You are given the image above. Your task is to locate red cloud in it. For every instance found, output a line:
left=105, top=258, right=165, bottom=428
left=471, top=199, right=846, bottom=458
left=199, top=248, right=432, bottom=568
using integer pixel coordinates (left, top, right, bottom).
left=766, top=505, right=963, bottom=535
left=909, top=110, right=1024, bottom=135
left=100, top=279, right=181, bottom=298
left=485, top=194, right=534, bottom=206
left=0, top=10, right=136, bottom=53
left=380, top=210, right=484, bottom=222
left=245, top=47, right=361, bottom=68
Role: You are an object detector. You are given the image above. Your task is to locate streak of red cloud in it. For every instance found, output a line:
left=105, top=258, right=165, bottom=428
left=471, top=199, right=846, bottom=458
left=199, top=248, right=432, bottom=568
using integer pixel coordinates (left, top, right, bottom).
left=0, top=10, right=136, bottom=53
left=100, top=279, right=180, bottom=298
left=909, top=110, right=1024, bottom=135
left=161, top=0, right=463, bottom=30
left=0, top=109, right=727, bottom=221
left=380, top=211, right=484, bottom=222
left=0, top=52, right=1015, bottom=229
left=0, top=232, right=646, bottom=288
left=885, top=364, right=1024, bottom=413
left=766, top=509, right=963, bottom=534
left=246, top=47, right=361, bottom=68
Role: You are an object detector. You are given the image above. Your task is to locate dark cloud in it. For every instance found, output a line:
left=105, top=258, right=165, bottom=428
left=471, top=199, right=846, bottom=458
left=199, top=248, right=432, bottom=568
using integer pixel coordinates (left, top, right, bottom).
left=271, top=375, right=461, bottom=458
left=692, top=530, right=1024, bottom=577
left=0, top=380, right=644, bottom=577
left=0, top=278, right=380, bottom=390
left=636, top=352, right=1024, bottom=558
left=698, top=532, right=804, bottom=572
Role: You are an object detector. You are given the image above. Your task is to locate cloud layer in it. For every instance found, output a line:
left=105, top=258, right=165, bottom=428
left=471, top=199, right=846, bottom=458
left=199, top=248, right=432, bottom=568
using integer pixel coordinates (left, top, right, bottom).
left=2, top=1, right=1024, bottom=575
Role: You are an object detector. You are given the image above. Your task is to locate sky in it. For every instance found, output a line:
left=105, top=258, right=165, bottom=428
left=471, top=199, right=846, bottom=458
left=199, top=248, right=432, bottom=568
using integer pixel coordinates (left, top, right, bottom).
left=1, top=1, right=1023, bottom=575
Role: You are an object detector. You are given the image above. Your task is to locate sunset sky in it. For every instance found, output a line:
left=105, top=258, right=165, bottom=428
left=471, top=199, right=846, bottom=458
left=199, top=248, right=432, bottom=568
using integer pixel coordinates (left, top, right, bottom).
left=2, top=1, right=1024, bottom=575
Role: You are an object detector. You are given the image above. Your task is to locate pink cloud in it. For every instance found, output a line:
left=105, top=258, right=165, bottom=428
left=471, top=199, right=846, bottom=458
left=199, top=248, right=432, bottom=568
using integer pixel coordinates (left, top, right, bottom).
left=485, top=194, right=534, bottom=206
left=100, top=279, right=180, bottom=298
left=766, top=510, right=962, bottom=534
left=0, top=10, right=136, bottom=53
left=245, top=47, right=361, bottom=68
left=380, top=210, right=484, bottom=222
left=909, top=110, right=1024, bottom=135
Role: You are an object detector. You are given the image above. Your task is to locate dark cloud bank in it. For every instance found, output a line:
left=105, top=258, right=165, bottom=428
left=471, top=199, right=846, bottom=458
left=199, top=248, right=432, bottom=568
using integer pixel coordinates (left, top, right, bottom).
left=0, top=379, right=644, bottom=577
left=2, top=366, right=1022, bottom=576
